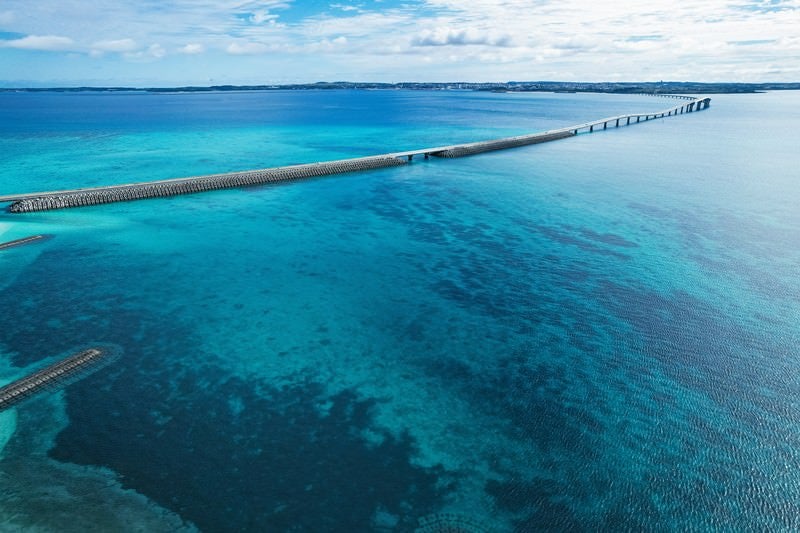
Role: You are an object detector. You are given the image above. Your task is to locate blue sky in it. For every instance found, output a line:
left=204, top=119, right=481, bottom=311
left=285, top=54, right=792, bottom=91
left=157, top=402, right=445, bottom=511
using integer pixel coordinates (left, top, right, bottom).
left=0, top=0, right=798, bottom=86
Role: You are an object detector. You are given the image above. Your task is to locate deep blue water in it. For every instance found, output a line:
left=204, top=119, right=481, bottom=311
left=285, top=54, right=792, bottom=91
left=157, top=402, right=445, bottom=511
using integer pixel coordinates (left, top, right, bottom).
left=0, top=90, right=799, bottom=532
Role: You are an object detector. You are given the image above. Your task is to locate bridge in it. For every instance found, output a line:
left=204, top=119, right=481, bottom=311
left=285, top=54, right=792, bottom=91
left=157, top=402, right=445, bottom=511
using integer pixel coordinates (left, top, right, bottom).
left=0, top=95, right=711, bottom=213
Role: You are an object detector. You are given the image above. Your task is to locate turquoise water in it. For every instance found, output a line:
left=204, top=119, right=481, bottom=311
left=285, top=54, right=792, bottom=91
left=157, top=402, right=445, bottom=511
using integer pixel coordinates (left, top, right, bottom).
left=1, top=90, right=799, bottom=531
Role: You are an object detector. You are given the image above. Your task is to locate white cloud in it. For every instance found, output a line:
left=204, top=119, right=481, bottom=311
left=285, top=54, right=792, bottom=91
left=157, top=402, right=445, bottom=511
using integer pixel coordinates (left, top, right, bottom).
left=226, top=41, right=270, bottom=55
left=118, top=43, right=166, bottom=61
left=330, top=3, right=361, bottom=12
left=250, top=10, right=279, bottom=24
left=0, top=0, right=799, bottom=82
left=179, top=43, right=205, bottom=54
left=146, top=43, right=166, bottom=59
left=413, top=27, right=514, bottom=47
left=92, top=38, right=138, bottom=53
left=0, top=34, right=74, bottom=51
left=306, top=35, right=349, bottom=52
left=88, top=38, right=167, bottom=61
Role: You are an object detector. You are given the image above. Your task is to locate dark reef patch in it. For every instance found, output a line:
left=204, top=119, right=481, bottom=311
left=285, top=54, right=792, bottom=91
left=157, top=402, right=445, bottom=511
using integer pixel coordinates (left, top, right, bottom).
left=485, top=477, right=583, bottom=532
left=575, top=227, right=638, bottom=248
left=596, top=280, right=791, bottom=407
left=52, top=377, right=444, bottom=531
left=525, top=224, right=630, bottom=261
left=0, top=245, right=444, bottom=531
left=596, top=278, right=800, bottom=481
left=0, top=247, right=132, bottom=366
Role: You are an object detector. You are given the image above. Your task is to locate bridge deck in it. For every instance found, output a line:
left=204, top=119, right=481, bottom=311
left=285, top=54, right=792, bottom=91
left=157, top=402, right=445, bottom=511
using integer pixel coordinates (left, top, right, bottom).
left=0, top=95, right=710, bottom=210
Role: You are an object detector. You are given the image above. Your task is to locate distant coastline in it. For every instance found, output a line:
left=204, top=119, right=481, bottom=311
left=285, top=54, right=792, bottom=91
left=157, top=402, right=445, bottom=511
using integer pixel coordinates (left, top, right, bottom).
left=1, top=81, right=798, bottom=94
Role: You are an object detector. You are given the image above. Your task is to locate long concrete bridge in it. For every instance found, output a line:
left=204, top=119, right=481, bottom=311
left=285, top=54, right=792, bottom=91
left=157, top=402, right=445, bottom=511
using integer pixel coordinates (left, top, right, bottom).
left=0, top=95, right=711, bottom=213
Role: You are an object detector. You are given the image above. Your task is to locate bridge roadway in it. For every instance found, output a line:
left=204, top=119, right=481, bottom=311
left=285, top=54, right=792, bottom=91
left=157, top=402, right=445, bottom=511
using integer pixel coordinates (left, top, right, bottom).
left=0, top=96, right=711, bottom=212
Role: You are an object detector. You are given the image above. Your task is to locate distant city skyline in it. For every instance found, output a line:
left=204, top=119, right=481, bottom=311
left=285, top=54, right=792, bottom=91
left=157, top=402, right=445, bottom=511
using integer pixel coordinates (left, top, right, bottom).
left=0, top=0, right=798, bottom=87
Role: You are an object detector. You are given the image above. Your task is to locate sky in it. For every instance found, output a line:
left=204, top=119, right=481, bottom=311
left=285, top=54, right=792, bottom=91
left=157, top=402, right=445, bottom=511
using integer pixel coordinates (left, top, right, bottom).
left=0, top=0, right=798, bottom=86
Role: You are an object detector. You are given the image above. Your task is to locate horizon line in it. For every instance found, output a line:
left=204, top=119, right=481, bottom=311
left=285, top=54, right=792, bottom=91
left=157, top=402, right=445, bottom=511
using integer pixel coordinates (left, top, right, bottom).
left=1, top=80, right=798, bottom=92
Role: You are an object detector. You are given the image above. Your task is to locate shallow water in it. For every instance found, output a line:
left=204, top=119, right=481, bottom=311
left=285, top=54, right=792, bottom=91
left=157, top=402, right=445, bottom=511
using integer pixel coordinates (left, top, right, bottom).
left=1, top=90, right=799, bottom=531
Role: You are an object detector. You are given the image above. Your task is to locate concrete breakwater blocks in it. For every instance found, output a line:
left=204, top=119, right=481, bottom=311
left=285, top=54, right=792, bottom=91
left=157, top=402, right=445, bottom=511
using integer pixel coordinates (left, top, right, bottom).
left=431, top=131, right=575, bottom=158
left=3, top=96, right=710, bottom=213
left=0, top=346, right=121, bottom=412
left=0, top=234, right=51, bottom=251
left=8, top=156, right=407, bottom=213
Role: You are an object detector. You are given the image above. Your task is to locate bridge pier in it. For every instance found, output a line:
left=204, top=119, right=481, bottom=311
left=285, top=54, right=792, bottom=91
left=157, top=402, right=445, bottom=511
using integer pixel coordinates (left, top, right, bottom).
left=589, top=125, right=594, bottom=132
left=615, top=118, right=620, bottom=127
left=603, top=122, right=607, bottom=130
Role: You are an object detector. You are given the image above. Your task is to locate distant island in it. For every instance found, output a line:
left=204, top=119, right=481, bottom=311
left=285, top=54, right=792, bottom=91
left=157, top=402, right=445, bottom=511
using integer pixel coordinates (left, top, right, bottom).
left=2, top=81, right=799, bottom=94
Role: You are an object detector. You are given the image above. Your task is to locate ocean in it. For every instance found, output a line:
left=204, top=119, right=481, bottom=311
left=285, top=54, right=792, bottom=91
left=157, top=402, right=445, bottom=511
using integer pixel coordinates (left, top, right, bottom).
left=0, top=89, right=799, bottom=531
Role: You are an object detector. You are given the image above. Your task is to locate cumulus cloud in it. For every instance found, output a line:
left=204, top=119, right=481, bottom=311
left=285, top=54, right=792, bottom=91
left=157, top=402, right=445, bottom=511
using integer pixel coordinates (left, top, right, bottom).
left=413, top=27, right=513, bottom=47
left=115, top=43, right=167, bottom=61
left=88, top=38, right=167, bottom=61
left=241, top=1, right=292, bottom=25
left=145, top=43, right=166, bottom=59
left=0, top=0, right=798, bottom=82
left=0, top=34, right=74, bottom=51
left=226, top=41, right=270, bottom=55
left=306, top=35, right=349, bottom=52
left=250, top=10, right=279, bottom=24
left=330, top=3, right=361, bottom=12
left=551, top=36, right=600, bottom=52
left=179, top=43, right=205, bottom=54
left=91, top=38, right=138, bottom=53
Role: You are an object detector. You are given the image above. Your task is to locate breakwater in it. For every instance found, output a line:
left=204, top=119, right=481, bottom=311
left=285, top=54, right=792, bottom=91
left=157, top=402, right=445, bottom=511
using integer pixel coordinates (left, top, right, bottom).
left=6, top=156, right=406, bottom=214
left=429, top=130, right=574, bottom=158
left=0, top=347, right=119, bottom=412
left=0, top=95, right=711, bottom=213
left=0, top=234, right=51, bottom=251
